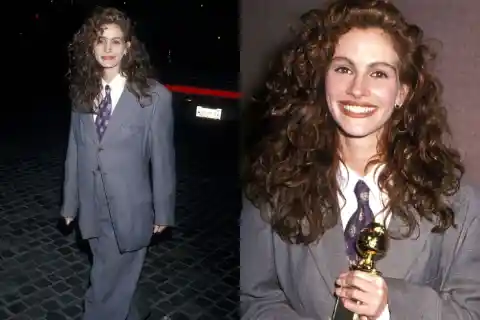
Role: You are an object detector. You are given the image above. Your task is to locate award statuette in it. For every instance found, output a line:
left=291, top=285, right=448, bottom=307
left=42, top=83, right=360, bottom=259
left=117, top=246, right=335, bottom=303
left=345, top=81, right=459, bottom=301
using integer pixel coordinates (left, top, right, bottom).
left=351, top=222, right=388, bottom=274
left=331, top=222, right=389, bottom=320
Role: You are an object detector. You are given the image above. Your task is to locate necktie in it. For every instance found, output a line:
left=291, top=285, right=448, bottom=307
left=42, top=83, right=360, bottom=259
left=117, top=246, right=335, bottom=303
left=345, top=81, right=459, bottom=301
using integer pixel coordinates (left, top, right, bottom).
left=95, top=85, right=112, bottom=141
left=344, top=180, right=374, bottom=265
left=332, top=181, right=375, bottom=320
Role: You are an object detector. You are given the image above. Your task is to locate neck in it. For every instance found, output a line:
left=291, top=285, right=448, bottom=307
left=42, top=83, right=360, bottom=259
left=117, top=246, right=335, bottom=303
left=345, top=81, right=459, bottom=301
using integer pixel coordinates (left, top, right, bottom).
left=103, top=68, right=120, bottom=83
left=338, top=134, right=380, bottom=176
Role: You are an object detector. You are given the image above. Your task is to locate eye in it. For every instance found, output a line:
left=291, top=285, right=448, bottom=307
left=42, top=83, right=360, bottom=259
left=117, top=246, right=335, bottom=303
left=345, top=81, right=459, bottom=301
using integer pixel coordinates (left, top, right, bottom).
left=371, top=71, right=388, bottom=78
left=334, top=66, right=352, bottom=74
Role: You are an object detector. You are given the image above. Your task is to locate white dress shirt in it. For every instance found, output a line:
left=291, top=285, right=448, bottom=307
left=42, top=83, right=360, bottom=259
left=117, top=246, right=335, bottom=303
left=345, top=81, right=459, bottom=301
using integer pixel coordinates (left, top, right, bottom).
left=93, top=74, right=126, bottom=121
left=337, top=162, right=391, bottom=320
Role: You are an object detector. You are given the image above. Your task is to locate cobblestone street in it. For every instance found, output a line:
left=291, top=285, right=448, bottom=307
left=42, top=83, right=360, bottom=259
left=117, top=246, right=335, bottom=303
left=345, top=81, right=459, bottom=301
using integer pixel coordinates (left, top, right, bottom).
left=0, top=102, right=240, bottom=320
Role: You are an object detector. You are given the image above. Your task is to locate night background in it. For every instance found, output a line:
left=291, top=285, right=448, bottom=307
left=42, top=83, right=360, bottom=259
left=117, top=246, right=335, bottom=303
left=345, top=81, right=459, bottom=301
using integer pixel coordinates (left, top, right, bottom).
left=1, top=0, right=240, bottom=319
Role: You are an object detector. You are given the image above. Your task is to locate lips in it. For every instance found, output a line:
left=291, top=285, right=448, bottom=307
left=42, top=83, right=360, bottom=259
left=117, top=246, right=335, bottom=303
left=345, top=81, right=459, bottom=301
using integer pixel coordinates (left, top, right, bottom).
left=101, top=56, right=115, bottom=60
left=338, top=100, right=377, bottom=118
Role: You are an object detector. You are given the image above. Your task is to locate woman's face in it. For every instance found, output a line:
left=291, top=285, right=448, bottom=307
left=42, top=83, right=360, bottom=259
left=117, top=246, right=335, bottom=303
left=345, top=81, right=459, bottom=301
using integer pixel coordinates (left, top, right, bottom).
left=325, top=28, right=408, bottom=143
left=93, top=23, right=130, bottom=74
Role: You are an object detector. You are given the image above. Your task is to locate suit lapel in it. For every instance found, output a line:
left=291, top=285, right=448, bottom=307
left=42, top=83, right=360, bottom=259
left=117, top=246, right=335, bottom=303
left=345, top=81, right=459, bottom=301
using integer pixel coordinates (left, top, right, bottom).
left=377, top=212, right=432, bottom=278
left=308, top=220, right=350, bottom=290
left=78, top=87, right=135, bottom=144
left=307, top=209, right=432, bottom=287
left=101, top=87, right=138, bottom=143
left=79, top=112, right=98, bottom=144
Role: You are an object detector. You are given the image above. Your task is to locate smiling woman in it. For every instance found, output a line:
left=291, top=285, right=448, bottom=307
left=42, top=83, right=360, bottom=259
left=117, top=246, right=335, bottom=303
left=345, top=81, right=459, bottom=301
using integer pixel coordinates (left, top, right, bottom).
left=67, top=7, right=155, bottom=112
left=240, top=0, right=479, bottom=319
left=93, top=23, right=130, bottom=71
left=62, top=6, right=175, bottom=320
left=325, top=28, right=409, bottom=156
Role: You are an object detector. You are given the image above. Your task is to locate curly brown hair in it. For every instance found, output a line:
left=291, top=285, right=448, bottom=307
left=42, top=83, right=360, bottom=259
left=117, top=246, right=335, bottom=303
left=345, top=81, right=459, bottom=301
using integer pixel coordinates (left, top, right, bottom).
left=244, top=0, right=464, bottom=245
left=67, top=7, right=155, bottom=112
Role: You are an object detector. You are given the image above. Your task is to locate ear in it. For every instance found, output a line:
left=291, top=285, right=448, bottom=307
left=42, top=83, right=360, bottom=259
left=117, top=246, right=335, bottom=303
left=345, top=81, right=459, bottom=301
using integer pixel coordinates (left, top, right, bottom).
left=396, top=84, right=410, bottom=106
left=124, top=41, right=131, bottom=55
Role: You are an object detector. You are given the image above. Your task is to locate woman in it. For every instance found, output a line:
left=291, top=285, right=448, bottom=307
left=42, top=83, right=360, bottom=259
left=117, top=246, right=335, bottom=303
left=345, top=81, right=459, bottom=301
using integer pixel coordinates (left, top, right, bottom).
left=61, top=7, right=175, bottom=320
left=240, top=0, right=479, bottom=319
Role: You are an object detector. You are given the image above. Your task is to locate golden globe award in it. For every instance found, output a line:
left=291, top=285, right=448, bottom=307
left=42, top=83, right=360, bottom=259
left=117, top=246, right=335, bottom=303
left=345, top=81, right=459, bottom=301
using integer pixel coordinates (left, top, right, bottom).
left=331, top=222, right=389, bottom=320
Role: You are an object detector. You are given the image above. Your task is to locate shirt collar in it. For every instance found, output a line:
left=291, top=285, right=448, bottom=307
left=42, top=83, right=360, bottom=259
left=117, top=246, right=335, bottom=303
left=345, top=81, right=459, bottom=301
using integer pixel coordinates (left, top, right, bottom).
left=101, top=73, right=126, bottom=91
left=337, top=161, right=386, bottom=204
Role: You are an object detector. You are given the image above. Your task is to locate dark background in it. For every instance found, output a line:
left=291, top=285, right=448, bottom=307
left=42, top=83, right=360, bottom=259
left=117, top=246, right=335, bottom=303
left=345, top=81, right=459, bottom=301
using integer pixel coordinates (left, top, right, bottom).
left=11, top=0, right=238, bottom=114
left=6, top=0, right=240, bottom=156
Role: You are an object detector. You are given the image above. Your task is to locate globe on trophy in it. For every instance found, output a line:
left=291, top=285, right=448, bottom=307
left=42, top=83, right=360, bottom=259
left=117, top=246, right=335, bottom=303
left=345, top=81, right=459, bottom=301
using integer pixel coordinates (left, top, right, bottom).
left=352, top=222, right=389, bottom=275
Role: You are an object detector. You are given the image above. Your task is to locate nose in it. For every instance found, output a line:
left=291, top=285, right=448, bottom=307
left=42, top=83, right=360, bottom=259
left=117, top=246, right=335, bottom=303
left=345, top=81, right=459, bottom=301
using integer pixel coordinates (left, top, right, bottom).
left=104, top=41, right=112, bottom=53
left=347, top=74, right=369, bottom=98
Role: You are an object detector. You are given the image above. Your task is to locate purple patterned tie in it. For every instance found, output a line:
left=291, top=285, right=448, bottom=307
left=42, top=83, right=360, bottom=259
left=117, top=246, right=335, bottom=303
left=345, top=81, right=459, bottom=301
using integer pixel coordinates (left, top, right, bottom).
left=95, top=85, right=112, bottom=141
left=344, top=180, right=374, bottom=265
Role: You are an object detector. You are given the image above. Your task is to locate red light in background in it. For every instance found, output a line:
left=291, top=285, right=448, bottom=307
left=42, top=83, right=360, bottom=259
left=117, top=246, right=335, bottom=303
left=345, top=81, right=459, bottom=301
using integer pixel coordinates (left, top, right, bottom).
left=165, top=85, right=240, bottom=99
left=35, top=13, right=39, bottom=20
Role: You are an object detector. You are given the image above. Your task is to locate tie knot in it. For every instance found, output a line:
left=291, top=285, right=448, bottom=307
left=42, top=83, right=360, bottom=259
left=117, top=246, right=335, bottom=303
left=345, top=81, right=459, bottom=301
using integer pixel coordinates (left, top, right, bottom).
left=105, top=85, right=111, bottom=95
left=354, top=180, right=370, bottom=204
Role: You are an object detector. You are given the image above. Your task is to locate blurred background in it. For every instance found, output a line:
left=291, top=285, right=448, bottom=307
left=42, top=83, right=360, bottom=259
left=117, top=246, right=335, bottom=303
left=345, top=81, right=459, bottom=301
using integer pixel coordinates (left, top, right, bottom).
left=1, top=0, right=240, bottom=319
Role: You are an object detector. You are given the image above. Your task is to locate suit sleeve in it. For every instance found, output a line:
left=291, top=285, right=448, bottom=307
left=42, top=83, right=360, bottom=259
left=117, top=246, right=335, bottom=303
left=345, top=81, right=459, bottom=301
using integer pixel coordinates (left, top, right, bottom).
left=60, top=111, right=79, bottom=218
left=150, top=87, right=176, bottom=226
left=240, top=197, right=316, bottom=320
left=385, top=187, right=480, bottom=320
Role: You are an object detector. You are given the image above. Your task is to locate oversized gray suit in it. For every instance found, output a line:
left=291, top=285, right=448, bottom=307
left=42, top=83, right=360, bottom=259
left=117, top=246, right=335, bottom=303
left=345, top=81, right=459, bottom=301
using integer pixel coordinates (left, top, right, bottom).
left=60, top=81, right=175, bottom=319
left=240, top=184, right=480, bottom=319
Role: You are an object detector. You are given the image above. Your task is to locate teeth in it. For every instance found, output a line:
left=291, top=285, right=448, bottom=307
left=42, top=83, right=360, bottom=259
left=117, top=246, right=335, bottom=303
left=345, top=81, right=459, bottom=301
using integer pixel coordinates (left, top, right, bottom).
left=342, top=104, right=375, bottom=114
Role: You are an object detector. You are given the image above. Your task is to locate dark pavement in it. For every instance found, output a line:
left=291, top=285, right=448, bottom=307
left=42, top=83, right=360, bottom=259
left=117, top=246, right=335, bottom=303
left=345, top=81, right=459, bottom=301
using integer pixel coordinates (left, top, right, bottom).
left=0, top=96, right=240, bottom=320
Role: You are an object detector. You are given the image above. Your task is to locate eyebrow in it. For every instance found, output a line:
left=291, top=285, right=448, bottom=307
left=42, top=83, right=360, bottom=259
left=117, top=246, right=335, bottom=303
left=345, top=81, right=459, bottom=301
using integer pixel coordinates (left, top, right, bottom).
left=98, top=36, right=123, bottom=40
left=331, top=56, right=398, bottom=72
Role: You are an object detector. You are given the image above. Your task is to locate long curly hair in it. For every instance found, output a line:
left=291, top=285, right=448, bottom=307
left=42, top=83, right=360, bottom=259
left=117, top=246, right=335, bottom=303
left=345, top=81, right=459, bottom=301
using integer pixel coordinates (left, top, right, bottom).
left=244, top=0, right=464, bottom=245
left=67, top=7, right=155, bottom=112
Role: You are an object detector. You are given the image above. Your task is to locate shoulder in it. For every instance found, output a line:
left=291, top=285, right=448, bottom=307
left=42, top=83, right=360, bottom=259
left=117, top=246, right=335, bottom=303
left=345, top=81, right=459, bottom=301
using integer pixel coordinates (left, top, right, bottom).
left=448, top=182, right=480, bottom=227
left=147, top=79, right=172, bottom=100
left=241, top=195, right=273, bottom=231
left=145, top=80, right=173, bottom=121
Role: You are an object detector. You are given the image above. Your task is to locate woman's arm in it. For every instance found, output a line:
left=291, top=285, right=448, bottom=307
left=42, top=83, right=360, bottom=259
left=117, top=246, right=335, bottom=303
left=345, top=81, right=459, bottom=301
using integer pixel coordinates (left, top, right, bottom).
left=386, top=185, right=480, bottom=320
left=240, top=197, right=316, bottom=320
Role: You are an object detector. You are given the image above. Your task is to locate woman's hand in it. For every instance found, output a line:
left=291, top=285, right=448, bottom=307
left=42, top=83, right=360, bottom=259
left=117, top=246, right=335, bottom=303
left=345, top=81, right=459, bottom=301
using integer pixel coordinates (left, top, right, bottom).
left=335, top=270, right=388, bottom=319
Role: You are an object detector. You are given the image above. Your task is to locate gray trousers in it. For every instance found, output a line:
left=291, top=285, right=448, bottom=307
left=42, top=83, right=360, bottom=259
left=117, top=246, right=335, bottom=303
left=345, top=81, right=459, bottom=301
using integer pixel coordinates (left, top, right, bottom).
left=82, top=176, right=147, bottom=320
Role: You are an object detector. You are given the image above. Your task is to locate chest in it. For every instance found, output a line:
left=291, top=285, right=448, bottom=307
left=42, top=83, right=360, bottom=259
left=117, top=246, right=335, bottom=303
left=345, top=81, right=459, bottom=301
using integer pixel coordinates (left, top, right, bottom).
left=271, top=222, right=445, bottom=314
left=73, top=92, right=153, bottom=145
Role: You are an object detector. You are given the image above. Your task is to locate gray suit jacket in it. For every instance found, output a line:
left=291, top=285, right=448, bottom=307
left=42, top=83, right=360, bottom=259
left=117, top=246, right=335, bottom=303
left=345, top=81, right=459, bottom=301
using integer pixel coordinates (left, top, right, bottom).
left=240, top=184, right=480, bottom=319
left=60, top=81, right=176, bottom=253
